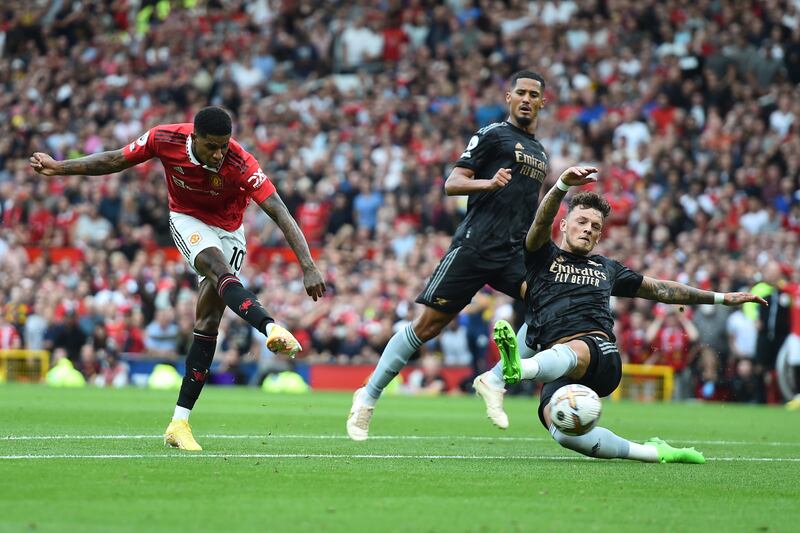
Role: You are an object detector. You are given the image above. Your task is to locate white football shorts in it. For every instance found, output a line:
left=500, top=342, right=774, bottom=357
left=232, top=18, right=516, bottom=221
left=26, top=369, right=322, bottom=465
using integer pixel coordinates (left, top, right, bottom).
left=168, top=211, right=247, bottom=281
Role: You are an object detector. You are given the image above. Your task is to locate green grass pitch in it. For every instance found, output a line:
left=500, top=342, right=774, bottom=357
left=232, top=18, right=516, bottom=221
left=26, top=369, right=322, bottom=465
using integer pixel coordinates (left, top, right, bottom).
left=1, top=384, right=799, bottom=532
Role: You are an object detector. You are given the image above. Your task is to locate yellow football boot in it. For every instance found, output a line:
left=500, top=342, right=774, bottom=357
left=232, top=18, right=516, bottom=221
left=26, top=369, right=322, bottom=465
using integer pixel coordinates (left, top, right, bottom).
left=164, top=419, right=202, bottom=451
left=266, top=324, right=302, bottom=357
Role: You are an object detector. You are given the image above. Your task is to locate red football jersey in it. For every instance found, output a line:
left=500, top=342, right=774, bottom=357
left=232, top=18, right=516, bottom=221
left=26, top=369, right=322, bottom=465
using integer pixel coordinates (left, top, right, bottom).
left=786, top=282, right=800, bottom=336
left=122, top=123, right=275, bottom=231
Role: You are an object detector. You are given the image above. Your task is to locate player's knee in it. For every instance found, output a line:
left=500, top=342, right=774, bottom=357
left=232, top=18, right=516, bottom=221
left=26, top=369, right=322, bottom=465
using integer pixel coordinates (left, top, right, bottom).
left=565, top=341, right=592, bottom=380
left=412, top=313, right=450, bottom=341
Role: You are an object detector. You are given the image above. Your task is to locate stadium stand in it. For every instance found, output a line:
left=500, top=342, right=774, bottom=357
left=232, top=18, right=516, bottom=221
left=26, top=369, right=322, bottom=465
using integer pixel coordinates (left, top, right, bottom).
left=0, top=0, right=798, bottom=402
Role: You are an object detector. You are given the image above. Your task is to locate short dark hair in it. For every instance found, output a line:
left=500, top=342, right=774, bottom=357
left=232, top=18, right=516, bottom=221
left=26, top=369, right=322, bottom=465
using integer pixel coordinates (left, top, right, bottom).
left=194, top=106, right=232, bottom=137
left=568, top=191, right=611, bottom=219
left=510, top=70, right=546, bottom=91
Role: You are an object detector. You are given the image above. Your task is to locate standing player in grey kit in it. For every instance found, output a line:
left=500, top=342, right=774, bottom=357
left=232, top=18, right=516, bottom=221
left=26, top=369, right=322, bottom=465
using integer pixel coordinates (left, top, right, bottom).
left=347, top=70, right=552, bottom=440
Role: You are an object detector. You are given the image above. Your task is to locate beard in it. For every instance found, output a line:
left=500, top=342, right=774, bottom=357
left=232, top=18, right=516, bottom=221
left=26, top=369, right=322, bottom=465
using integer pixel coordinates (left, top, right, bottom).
left=515, top=113, right=533, bottom=126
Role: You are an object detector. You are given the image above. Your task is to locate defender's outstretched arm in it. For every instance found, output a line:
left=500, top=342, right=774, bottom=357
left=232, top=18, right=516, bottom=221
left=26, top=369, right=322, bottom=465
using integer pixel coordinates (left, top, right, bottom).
left=636, top=277, right=768, bottom=306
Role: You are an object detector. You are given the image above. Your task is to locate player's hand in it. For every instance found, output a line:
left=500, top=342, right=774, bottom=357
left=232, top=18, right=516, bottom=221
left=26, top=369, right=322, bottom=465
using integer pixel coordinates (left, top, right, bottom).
left=29, top=152, right=60, bottom=176
left=487, top=168, right=512, bottom=190
left=303, top=266, right=326, bottom=301
left=723, top=292, right=768, bottom=306
left=559, top=166, right=599, bottom=187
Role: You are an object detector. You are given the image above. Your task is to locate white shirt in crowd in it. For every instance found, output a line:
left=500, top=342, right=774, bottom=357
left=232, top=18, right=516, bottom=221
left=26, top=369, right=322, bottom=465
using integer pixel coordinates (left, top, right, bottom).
left=726, top=310, right=758, bottom=359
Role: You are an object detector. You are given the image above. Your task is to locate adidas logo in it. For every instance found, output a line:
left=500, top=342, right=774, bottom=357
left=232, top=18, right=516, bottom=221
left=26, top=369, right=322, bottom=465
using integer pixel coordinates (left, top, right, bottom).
left=515, top=143, right=524, bottom=150
left=588, top=260, right=601, bottom=267
left=555, top=256, right=565, bottom=263
left=173, top=166, right=184, bottom=174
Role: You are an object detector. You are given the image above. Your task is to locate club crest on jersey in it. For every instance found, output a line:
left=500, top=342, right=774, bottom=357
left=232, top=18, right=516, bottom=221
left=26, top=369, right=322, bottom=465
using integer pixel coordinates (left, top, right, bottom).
left=189, top=232, right=202, bottom=246
left=210, top=174, right=223, bottom=188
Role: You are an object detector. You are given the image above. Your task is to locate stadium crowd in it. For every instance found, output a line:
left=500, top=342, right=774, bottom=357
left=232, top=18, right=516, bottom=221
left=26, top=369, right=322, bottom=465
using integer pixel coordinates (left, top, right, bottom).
left=0, top=0, right=798, bottom=402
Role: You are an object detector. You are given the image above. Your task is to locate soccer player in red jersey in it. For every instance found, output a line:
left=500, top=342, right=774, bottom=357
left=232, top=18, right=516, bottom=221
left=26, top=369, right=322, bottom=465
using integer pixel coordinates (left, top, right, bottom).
left=30, top=106, right=326, bottom=450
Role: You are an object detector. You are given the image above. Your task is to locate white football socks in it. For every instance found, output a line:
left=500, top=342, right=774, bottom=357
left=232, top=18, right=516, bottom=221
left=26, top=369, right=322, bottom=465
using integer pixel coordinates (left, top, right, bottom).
left=360, top=388, right=378, bottom=407
left=173, top=406, right=191, bottom=421
left=550, top=425, right=659, bottom=462
left=365, top=325, right=422, bottom=400
left=483, top=370, right=506, bottom=389
left=521, top=344, right=578, bottom=381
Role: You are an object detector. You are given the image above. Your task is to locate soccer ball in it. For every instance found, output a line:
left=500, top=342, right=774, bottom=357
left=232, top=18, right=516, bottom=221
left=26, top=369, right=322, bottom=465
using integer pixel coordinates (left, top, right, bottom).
left=549, top=384, right=602, bottom=436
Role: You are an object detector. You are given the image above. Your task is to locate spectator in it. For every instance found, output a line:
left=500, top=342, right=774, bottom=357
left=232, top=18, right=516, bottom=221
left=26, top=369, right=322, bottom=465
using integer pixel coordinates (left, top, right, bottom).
left=692, top=304, right=732, bottom=362
left=645, top=306, right=699, bottom=399
left=144, top=308, right=179, bottom=359
left=51, top=310, right=87, bottom=364
left=696, top=347, right=726, bottom=401
left=405, top=353, right=446, bottom=396
left=755, top=261, right=791, bottom=372
left=353, top=179, right=383, bottom=236
left=727, top=306, right=759, bottom=362
left=618, top=310, right=649, bottom=364
left=0, top=314, right=21, bottom=350
left=94, top=349, right=130, bottom=388
left=730, top=357, right=765, bottom=403
left=439, top=321, right=471, bottom=367
left=79, top=344, right=100, bottom=382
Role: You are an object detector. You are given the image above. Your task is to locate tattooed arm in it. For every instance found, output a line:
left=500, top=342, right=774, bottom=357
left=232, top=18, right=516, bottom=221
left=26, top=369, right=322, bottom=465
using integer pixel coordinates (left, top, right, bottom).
left=525, top=166, right=598, bottom=252
left=30, top=149, right=136, bottom=176
left=525, top=179, right=568, bottom=252
left=259, top=193, right=326, bottom=301
left=636, top=277, right=768, bottom=306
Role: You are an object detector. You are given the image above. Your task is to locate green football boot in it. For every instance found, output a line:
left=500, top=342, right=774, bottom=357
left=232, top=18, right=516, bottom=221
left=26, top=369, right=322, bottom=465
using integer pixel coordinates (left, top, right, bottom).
left=644, top=437, right=706, bottom=464
left=493, top=320, right=521, bottom=384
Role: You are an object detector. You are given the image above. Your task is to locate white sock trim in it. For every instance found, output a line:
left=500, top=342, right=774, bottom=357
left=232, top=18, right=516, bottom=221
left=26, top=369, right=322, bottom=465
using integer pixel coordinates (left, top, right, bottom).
left=629, top=441, right=660, bottom=462
left=360, top=389, right=378, bottom=407
left=483, top=369, right=505, bottom=389
left=173, top=406, right=191, bottom=421
left=521, top=358, right=541, bottom=380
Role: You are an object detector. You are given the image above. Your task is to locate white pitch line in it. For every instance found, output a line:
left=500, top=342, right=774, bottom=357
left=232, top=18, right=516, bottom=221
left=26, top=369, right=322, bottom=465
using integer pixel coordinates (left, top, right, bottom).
left=0, top=453, right=798, bottom=462
left=1, top=434, right=799, bottom=447
left=0, top=434, right=549, bottom=442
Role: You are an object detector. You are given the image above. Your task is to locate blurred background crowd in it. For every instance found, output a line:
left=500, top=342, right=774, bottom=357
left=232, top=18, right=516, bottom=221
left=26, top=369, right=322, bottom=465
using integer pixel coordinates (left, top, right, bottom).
left=0, top=0, right=798, bottom=402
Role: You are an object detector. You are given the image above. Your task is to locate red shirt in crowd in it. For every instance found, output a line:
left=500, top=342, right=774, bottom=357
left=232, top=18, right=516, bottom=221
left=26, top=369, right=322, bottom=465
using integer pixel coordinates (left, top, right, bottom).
left=620, top=326, right=649, bottom=364
left=296, top=200, right=329, bottom=246
left=0, top=324, right=21, bottom=349
left=122, top=123, right=276, bottom=231
left=382, top=27, right=408, bottom=62
left=654, top=325, right=691, bottom=371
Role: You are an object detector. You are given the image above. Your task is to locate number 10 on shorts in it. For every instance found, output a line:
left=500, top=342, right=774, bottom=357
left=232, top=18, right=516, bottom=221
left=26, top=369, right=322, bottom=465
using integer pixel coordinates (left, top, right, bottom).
left=229, top=246, right=245, bottom=271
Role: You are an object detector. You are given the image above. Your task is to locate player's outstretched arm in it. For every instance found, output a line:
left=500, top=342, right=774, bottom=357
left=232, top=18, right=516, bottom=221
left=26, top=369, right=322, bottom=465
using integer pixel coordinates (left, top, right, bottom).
left=30, top=149, right=136, bottom=176
left=258, top=193, right=326, bottom=301
left=525, top=166, right=598, bottom=252
left=635, top=277, right=768, bottom=306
